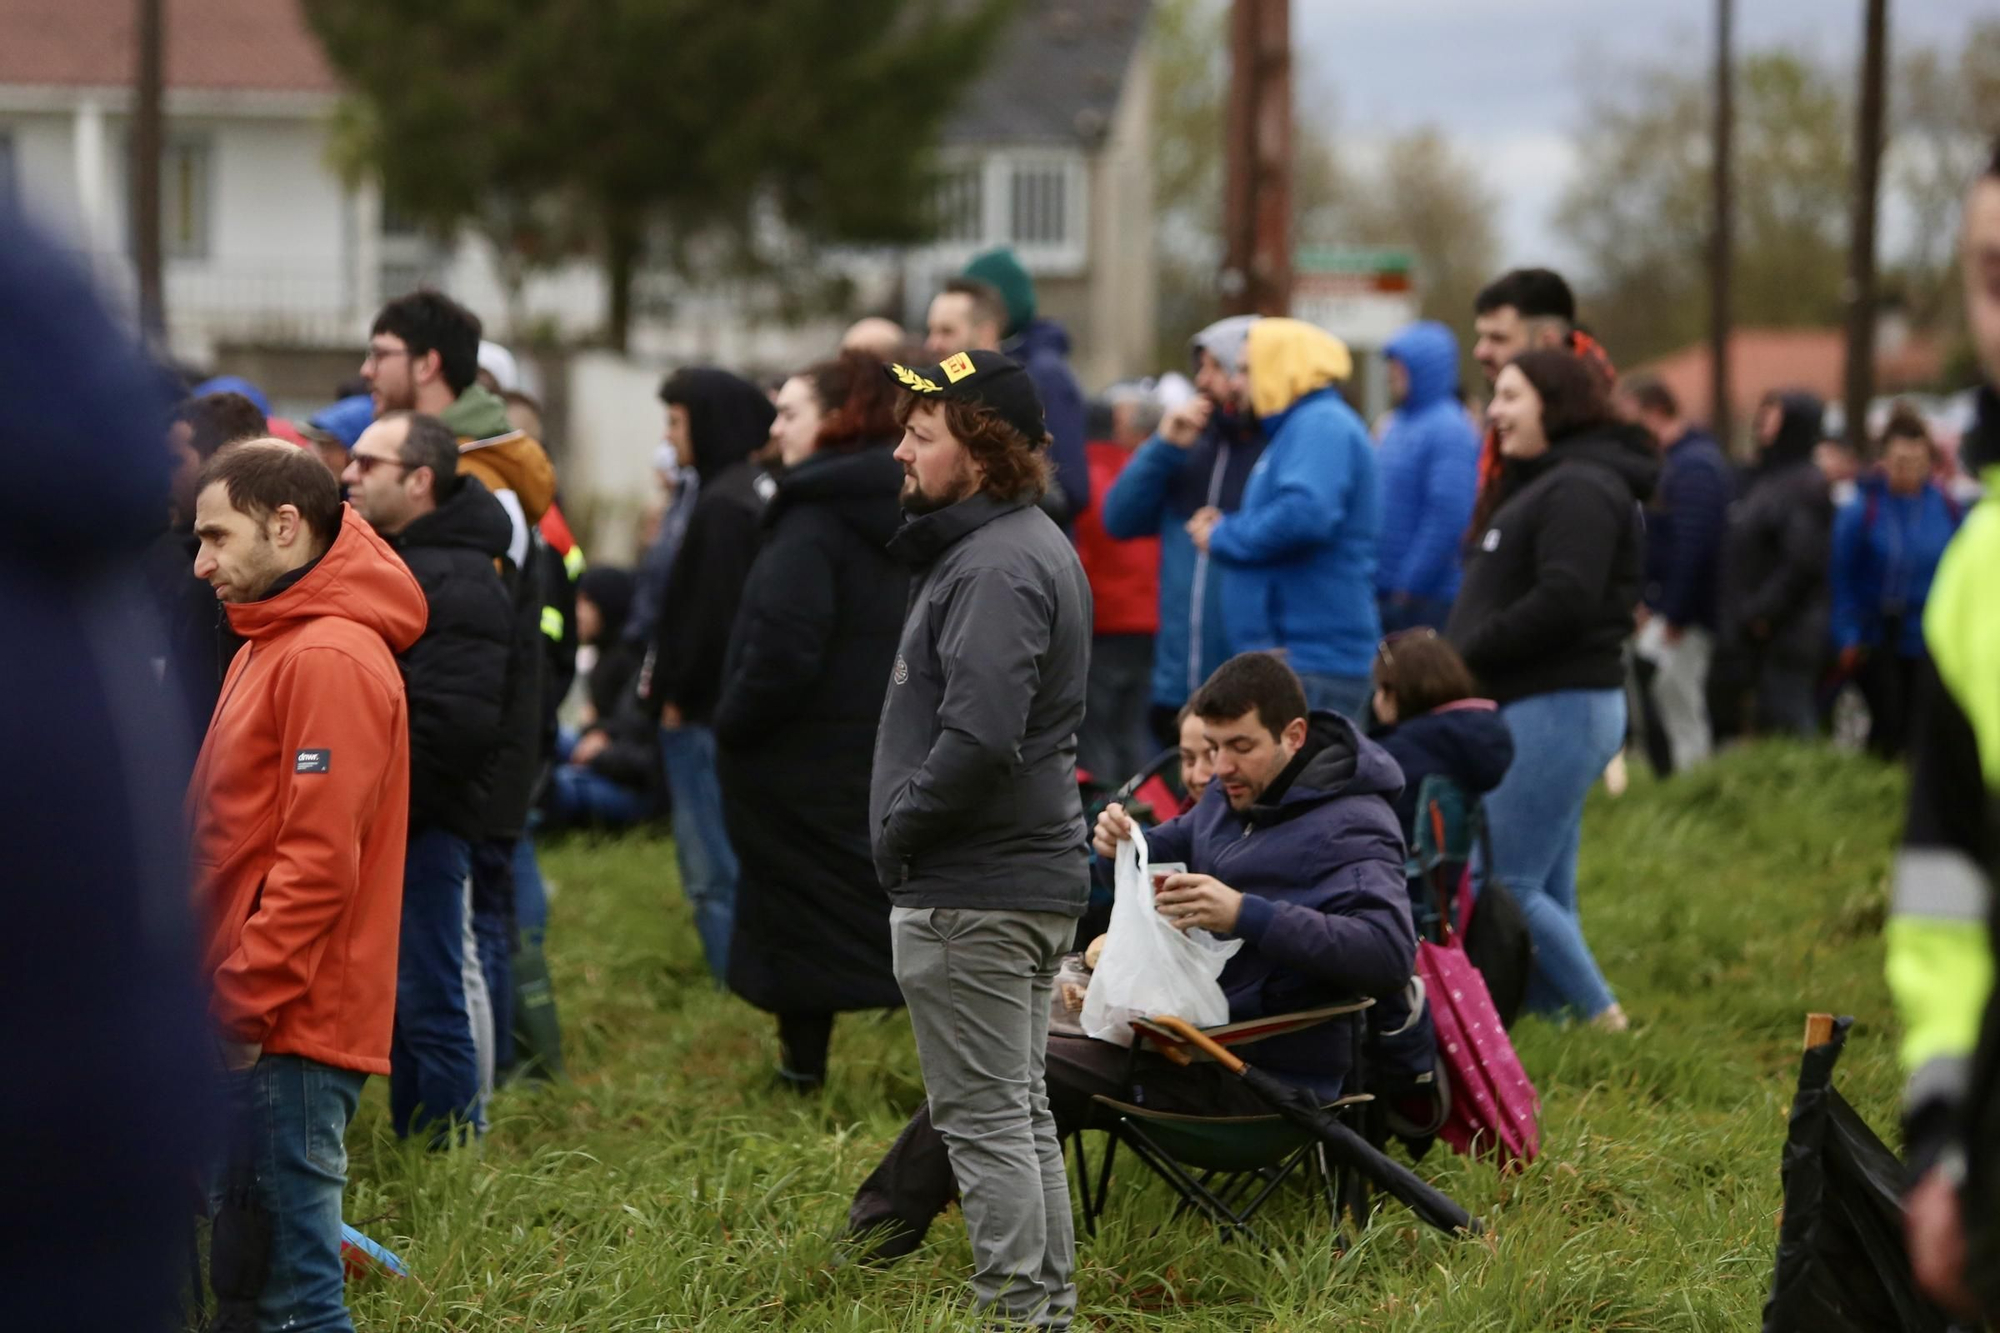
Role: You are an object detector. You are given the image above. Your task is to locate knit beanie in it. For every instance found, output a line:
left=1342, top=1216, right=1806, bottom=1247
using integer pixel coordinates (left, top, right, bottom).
left=963, top=248, right=1036, bottom=339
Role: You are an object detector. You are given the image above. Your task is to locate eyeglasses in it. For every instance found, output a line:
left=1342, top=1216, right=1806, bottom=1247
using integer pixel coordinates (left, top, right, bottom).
left=362, top=345, right=411, bottom=367
left=1376, top=626, right=1438, bottom=669
left=348, top=453, right=412, bottom=476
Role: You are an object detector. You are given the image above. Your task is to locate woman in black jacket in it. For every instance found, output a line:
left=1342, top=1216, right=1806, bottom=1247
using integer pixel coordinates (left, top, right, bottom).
left=1446, top=349, right=1657, bottom=1031
left=715, top=353, right=911, bottom=1090
left=1714, top=390, right=1833, bottom=739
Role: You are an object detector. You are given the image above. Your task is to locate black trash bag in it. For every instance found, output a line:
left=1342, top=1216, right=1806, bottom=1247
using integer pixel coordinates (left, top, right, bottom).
left=1762, top=1016, right=1955, bottom=1333
left=1462, top=879, right=1532, bottom=1030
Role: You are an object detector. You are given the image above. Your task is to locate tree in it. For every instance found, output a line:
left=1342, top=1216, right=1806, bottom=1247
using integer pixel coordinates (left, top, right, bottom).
left=1556, top=51, right=1852, bottom=368
left=305, top=0, right=1009, bottom=349
left=1891, top=21, right=2000, bottom=329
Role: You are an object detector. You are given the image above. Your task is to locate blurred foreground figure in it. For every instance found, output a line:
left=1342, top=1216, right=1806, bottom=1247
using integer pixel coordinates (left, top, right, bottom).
left=1894, top=136, right=2000, bottom=1323
left=0, top=217, right=211, bottom=1329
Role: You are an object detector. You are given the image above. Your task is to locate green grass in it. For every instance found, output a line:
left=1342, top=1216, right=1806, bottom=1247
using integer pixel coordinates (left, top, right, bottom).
left=334, top=742, right=1909, bottom=1330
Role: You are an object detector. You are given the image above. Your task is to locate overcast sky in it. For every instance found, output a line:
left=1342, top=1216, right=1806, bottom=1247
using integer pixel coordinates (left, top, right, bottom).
left=1293, top=0, right=1992, bottom=271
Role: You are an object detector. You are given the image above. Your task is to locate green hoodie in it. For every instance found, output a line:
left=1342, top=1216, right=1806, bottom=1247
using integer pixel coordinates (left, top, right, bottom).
left=439, top=383, right=514, bottom=440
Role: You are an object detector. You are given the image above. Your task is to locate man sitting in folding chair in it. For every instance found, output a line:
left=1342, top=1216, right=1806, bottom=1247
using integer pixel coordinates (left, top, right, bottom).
left=848, top=651, right=1417, bottom=1258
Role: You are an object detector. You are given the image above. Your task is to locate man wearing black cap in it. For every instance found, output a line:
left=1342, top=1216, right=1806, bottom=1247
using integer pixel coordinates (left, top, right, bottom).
left=863, top=348, right=1092, bottom=1330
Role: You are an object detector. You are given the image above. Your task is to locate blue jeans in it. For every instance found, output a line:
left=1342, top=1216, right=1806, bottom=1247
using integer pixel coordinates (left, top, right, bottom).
left=390, top=828, right=480, bottom=1143
left=659, top=723, right=738, bottom=983
left=547, top=764, right=653, bottom=829
left=1296, top=671, right=1372, bottom=723
left=1481, top=689, right=1625, bottom=1020
left=220, top=1055, right=366, bottom=1332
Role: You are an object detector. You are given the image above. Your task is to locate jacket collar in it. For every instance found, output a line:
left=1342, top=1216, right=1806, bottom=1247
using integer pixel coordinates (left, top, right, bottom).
left=886, top=491, right=1028, bottom=568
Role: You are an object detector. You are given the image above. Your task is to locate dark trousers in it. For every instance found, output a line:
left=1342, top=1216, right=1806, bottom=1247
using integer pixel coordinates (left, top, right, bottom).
left=470, top=837, right=519, bottom=1074
left=777, top=1012, right=835, bottom=1087
left=849, top=1033, right=1272, bottom=1243
left=1858, top=644, right=1925, bottom=760
left=389, top=827, right=480, bottom=1143
left=1080, top=633, right=1156, bottom=788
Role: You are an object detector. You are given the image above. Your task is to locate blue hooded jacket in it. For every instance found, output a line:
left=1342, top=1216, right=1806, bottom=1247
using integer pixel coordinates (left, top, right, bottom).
left=1211, top=386, right=1383, bottom=679
left=1007, top=319, right=1091, bottom=526
left=1376, top=322, right=1477, bottom=606
left=1105, top=711, right=1415, bottom=1099
left=1101, top=412, right=1264, bottom=708
left=1830, top=472, right=1963, bottom=658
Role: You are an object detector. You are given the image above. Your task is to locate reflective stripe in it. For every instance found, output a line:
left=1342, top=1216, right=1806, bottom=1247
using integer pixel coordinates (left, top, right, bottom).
left=539, top=606, right=564, bottom=641
left=1892, top=847, right=1991, bottom=922
left=1886, top=916, right=1994, bottom=1073
left=1905, top=1053, right=1972, bottom=1114
left=563, top=544, right=587, bottom=580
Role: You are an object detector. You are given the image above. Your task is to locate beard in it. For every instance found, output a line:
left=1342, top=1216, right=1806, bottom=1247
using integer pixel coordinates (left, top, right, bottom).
left=900, top=464, right=977, bottom=516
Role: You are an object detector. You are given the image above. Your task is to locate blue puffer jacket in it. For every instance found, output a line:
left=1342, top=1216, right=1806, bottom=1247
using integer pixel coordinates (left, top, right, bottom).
left=1830, top=474, right=1963, bottom=659
left=1211, top=388, right=1383, bottom=678
left=1100, top=413, right=1264, bottom=707
left=1111, top=712, right=1415, bottom=1099
left=1007, top=319, right=1091, bottom=526
left=1376, top=322, right=1477, bottom=606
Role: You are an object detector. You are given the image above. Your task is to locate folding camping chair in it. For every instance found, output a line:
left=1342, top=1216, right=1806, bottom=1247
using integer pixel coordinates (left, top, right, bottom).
left=1065, top=1001, right=1375, bottom=1248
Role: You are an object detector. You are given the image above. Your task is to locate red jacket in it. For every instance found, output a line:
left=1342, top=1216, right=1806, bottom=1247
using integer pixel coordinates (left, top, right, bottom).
left=1077, top=440, right=1160, bottom=635
left=188, top=507, right=427, bottom=1074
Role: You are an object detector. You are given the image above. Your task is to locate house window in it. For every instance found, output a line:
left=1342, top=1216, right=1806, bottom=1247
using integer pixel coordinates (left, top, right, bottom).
left=127, top=135, right=212, bottom=259
left=932, top=164, right=984, bottom=245
left=1008, top=162, right=1069, bottom=247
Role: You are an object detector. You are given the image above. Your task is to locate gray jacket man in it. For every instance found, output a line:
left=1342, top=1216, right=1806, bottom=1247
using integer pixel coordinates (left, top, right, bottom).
left=866, top=349, right=1091, bottom=1330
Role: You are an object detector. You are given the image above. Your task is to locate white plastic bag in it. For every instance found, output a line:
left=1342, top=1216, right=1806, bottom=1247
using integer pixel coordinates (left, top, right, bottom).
left=1081, top=828, right=1242, bottom=1046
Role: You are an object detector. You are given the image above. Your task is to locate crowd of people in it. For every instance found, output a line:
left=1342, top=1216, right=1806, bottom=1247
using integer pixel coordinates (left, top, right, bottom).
left=9, top=134, right=2000, bottom=1330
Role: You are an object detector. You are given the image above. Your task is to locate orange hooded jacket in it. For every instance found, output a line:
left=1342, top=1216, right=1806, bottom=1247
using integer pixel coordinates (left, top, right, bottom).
left=188, top=506, right=428, bottom=1074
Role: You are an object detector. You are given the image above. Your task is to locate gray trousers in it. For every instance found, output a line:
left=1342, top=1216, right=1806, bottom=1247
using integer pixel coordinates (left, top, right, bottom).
left=1640, top=621, right=1715, bottom=773
left=891, top=906, right=1078, bottom=1330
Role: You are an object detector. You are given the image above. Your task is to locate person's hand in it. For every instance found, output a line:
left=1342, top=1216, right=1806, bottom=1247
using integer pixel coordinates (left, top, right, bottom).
left=218, top=1039, right=261, bottom=1072
left=660, top=701, right=683, bottom=729
left=1186, top=507, right=1222, bottom=554
left=1160, top=397, right=1214, bottom=448
left=1838, top=644, right=1866, bottom=675
left=569, top=730, right=611, bottom=767
left=1092, top=803, right=1135, bottom=860
left=1907, top=1166, right=1979, bottom=1318
left=1662, top=622, right=1685, bottom=646
left=1155, top=873, right=1243, bottom=935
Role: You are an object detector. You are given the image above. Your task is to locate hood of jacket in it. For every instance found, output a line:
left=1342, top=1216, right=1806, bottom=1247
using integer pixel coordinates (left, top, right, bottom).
left=1008, top=317, right=1072, bottom=365
left=1541, top=419, right=1662, bottom=505
left=1247, top=710, right=1404, bottom=824
left=447, top=384, right=557, bottom=523
left=771, top=444, right=905, bottom=549
left=1246, top=318, right=1354, bottom=421
left=1756, top=390, right=1826, bottom=474
left=1190, top=314, right=1258, bottom=377
left=661, top=367, right=778, bottom=484
left=1384, top=321, right=1459, bottom=410
left=224, top=504, right=427, bottom=653
left=1382, top=701, right=1514, bottom=797
left=393, top=474, right=512, bottom=562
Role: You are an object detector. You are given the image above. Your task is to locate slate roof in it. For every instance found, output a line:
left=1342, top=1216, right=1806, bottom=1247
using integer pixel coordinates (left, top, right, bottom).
left=946, top=0, right=1152, bottom=147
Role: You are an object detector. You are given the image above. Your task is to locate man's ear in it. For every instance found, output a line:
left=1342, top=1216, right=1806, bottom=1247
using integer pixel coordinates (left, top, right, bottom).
left=1283, top=715, right=1310, bottom=749
left=269, top=503, right=303, bottom=549
left=414, top=348, right=444, bottom=386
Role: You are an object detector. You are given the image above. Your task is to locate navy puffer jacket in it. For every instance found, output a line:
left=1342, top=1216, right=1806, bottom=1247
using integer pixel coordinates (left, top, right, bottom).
left=1112, top=711, right=1416, bottom=1099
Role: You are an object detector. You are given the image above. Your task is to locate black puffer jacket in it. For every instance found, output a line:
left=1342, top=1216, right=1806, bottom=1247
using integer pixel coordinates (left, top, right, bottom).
left=1720, top=392, right=1833, bottom=669
left=143, top=525, right=242, bottom=759
left=388, top=476, right=515, bottom=841
left=717, top=446, right=910, bottom=1014
left=1446, top=420, right=1660, bottom=704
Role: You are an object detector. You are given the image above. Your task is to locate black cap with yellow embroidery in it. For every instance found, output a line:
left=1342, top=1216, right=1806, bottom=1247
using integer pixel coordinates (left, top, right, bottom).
left=883, top=349, right=1047, bottom=446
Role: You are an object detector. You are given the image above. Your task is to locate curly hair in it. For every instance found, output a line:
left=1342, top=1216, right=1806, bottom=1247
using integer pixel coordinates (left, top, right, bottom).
left=892, top=394, right=1053, bottom=503
left=803, top=352, right=901, bottom=453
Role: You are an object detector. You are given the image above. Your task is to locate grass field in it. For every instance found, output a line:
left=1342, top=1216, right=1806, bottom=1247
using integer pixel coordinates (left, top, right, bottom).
left=334, top=742, right=1910, bottom=1330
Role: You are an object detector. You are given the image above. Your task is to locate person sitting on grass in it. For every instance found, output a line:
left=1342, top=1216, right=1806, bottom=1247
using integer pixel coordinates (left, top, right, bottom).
left=847, top=651, right=1416, bottom=1262
left=544, top=567, right=659, bottom=830
left=1369, top=628, right=1515, bottom=846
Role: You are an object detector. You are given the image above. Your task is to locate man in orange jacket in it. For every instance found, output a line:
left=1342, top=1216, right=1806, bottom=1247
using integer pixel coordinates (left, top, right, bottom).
left=188, top=440, right=427, bottom=1331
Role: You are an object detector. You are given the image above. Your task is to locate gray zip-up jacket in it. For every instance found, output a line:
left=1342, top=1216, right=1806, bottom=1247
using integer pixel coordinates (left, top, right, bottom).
left=870, top=492, right=1092, bottom=914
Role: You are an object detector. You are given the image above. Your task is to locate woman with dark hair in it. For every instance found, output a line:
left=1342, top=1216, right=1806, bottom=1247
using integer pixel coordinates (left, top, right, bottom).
left=1445, top=348, right=1658, bottom=1030
left=1369, top=628, right=1514, bottom=844
left=713, top=352, right=910, bottom=1090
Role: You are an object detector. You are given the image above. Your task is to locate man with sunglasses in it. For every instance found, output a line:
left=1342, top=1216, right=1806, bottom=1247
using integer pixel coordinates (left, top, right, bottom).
left=343, top=411, right=513, bottom=1142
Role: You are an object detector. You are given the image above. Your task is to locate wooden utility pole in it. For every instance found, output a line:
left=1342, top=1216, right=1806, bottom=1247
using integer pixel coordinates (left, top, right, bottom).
left=1222, top=0, right=1291, bottom=317
left=1843, top=0, right=1888, bottom=455
left=134, top=0, right=166, bottom=339
left=1709, top=0, right=1734, bottom=442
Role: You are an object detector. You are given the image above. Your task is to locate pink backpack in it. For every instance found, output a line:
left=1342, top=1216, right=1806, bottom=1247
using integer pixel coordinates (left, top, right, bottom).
left=1417, top=872, right=1541, bottom=1168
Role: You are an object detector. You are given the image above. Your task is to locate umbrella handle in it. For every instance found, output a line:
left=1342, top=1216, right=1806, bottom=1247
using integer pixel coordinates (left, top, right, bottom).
left=1149, top=1015, right=1247, bottom=1073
